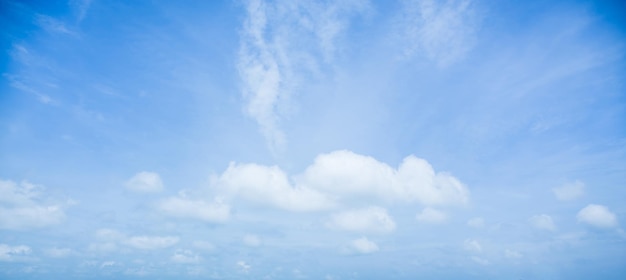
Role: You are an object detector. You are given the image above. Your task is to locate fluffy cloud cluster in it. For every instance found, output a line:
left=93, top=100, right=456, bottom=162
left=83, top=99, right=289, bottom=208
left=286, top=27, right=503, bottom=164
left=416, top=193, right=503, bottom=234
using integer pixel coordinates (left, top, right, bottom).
left=214, top=163, right=334, bottom=211
left=577, top=204, right=618, bottom=229
left=125, top=172, right=163, bottom=193
left=0, top=179, right=66, bottom=230
left=327, top=206, right=396, bottom=233
left=213, top=150, right=469, bottom=211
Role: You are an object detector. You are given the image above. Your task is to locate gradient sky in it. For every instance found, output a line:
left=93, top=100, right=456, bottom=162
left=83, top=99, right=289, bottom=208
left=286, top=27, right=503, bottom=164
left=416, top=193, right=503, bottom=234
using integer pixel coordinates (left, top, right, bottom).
left=1, top=0, right=626, bottom=279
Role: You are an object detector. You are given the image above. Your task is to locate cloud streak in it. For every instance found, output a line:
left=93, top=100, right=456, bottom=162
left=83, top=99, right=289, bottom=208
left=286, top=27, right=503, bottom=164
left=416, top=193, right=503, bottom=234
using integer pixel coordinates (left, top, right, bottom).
left=237, top=0, right=369, bottom=153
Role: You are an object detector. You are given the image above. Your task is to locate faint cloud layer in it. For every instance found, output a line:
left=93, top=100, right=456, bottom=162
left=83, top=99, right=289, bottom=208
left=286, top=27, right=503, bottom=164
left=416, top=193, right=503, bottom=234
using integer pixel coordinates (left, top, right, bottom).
left=125, top=172, right=164, bottom=193
left=349, top=237, right=379, bottom=254
left=0, top=179, right=66, bottom=230
left=397, top=0, right=480, bottom=67
left=327, top=206, right=396, bottom=233
left=0, top=244, right=31, bottom=262
left=552, top=181, right=585, bottom=201
left=415, top=207, right=447, bottom=224
left=529, top=214, right=557, bottom=231
left=237, top=0, right=369, bottom=153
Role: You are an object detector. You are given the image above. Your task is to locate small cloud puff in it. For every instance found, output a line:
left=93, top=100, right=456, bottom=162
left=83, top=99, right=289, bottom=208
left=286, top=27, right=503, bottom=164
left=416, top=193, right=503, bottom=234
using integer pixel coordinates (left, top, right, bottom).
left=529, top=214, right=556, bottom=231
left=125, top=172, right=163, bottom=193
left=552, top=181, right=584, bottom=201
left=349, top=237, right=379, bottom=254
left=577, top=204, right=618, bottom=229
left=327, top=206, right=396, bottom=234
left=416, top=207, right=447, bottom=224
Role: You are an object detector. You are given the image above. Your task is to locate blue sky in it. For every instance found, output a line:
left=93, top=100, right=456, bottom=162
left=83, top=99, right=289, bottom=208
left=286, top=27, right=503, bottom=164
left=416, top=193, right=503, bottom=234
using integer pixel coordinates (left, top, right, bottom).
left=1, top=0, right=625, bottom=279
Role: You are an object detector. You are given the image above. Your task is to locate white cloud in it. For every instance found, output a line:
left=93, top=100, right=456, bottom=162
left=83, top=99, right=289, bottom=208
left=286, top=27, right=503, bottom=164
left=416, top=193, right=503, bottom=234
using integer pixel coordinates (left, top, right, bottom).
left=238, top=0, right=369, bottom=152
left=505, top=249, right=523, bottom=259
left=124, top=236, right=179, bottom=250
left=327, top=206, right=396, bottom=234
left=171, top=250, right=200, bottom=264
left=396, top=0, right=480, bottom=67
left=529, top=214, right=557, bottom=231
left=552, top=181, right=585, bottom=201
left=349, top=237, right=379, bottom=254
left=213, top=150, right=469, bottom=212
left=0, top=179, right=66, bottom=230
left=577, top=204, right=618, bottom=229
left=125, top=172, right=164, bottom=193
left=159, top=196, right=230, bottom=223
left=299, top=150, right=469, bottom=206
left=214, top=162, right=334, bottom=212
left=0, top=244, right=31, bottom=261
left=463, top=239, right=482, bottom=253
left=416, top=207, right=447, bottom=224
left=467, top=217, right=485, bottom=228
left=243, top=234, right=262, bottom=247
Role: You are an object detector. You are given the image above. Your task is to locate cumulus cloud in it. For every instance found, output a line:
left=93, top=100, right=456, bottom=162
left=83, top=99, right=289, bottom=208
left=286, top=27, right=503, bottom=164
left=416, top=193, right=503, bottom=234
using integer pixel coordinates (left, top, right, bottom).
left=214, top=150, right=469, bottom=212
left=416, top=207, right=447, bottom=224
left=396, top=0, right=480, bottom=67
left=327, top=206, right=396, bottom=234
left=0, top=179, right=66, bottom=230
left=552, top=181, right=585, bottom=201
left=214, top=162, right=335, bottom=211
left=238, top=0, right=369, bottom=152
left=171, top=250, right=200, bottom=264
left=125, top=172, right=164, bottom=193
left=577, top=204, right=618, bottom=229
left=0, top=244, right=31, bottom=261
left=349, top=237, right=379, bottom=254
left=298, top=150, right=469, bottom=205
left=158, top=196, right=230, bottom=223
left=529, top=214, right=557, bottom=231
left=124, top=236, right=179, bottom=250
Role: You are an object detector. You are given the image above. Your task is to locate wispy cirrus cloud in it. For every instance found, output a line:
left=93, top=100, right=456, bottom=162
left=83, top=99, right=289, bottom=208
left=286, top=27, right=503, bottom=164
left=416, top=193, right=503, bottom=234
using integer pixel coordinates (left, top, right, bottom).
left=237, top=0, right=369, bottom=153
left=396, top=0, right=480, bottom=67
